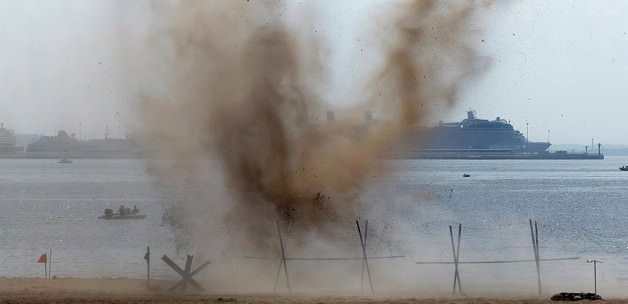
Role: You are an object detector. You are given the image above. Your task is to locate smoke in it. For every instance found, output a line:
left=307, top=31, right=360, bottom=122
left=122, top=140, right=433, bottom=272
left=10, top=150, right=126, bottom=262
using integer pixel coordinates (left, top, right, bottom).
left=125, top=0, right=491, bottom=292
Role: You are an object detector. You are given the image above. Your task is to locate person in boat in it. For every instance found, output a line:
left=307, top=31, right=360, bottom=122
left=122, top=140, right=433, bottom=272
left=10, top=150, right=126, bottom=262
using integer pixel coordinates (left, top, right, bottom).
left=132, top=205, right=138, bottom=214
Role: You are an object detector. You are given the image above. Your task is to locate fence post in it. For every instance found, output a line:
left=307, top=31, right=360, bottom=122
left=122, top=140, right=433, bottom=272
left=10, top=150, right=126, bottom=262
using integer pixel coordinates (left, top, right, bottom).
left=529, top=219, right=542, bottom=296
left=145, top=246, right=151, bottom=284
left=586, top=259, right=603, bottom=294
left=273, top=221, right=292, bottom=294
left=360, top=220, right=369, bottom=294
left=50, top=248, right=53, bottom=279
left=356, top=219, right=375, bottom=295
left=449, top=224, right=463, bottom=295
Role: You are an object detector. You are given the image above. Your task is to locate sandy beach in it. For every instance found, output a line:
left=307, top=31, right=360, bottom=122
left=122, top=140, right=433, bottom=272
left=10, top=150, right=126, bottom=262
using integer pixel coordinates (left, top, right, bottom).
left=0, top=278, right=615, bottom=304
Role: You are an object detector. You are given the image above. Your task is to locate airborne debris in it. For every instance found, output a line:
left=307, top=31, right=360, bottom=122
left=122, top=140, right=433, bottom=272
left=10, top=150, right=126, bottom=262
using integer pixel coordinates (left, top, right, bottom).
left=133, top=0, right=490, bottom=266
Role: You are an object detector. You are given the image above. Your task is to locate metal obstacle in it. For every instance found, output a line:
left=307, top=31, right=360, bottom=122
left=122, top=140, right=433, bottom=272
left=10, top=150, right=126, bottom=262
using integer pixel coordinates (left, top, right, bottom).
left=273, top=221, right=292, bottom=294
left=356, top=219, right=374, bottom=295
left=449, top=224, right=463, bottom=295
left=244, top=219, right=405, bottom=295
left=416, top=220, right=580, bottom=296
left=530, top=219, right=542, bottom=295
left=162, top=254, right=211, bottom=293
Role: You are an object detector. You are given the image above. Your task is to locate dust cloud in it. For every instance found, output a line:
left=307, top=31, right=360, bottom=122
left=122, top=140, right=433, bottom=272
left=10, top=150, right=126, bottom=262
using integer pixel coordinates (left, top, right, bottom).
left=125, top=0, right=491, bottom=293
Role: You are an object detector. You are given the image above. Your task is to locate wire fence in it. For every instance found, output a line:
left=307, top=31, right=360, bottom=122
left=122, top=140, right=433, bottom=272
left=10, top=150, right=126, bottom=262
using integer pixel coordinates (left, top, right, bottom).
left=16, top=218, right=589, bottom=296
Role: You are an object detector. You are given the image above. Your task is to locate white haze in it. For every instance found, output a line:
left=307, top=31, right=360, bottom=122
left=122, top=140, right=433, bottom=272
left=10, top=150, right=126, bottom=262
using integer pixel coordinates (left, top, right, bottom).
left=0, top=0, right=624, bottom=297
left=1, top=1, right=628, bottom=144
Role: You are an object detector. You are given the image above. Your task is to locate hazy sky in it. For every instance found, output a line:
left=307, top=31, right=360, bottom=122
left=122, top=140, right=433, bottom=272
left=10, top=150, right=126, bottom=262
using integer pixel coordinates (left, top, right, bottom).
left=462, top=1, right=628, bottom=145
left=0, top=1, right=627, bottom=144
left=0, top=1, right=127, bottom=139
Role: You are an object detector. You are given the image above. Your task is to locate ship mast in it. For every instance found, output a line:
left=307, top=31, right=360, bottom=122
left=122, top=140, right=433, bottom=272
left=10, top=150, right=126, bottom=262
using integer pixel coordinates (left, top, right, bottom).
left=526, top=122, right=529, bottom=149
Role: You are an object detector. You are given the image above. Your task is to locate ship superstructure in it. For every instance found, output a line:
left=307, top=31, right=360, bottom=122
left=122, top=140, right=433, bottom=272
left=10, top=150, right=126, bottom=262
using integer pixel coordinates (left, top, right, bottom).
left=418, top=111, right=550, bottom=153
left=391, top=111, right=602, bottom=159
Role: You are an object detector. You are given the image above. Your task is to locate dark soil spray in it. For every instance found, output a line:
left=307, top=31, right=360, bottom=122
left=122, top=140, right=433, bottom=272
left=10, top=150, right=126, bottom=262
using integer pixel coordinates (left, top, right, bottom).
left=125, top=0, right=492, bottom=293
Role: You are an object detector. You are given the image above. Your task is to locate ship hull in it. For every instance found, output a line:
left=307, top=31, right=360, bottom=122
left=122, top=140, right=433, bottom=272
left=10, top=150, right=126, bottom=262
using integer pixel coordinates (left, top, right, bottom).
left=395, top=150, right=604, bottom=160
left=393, top=111, right=595, bottom=159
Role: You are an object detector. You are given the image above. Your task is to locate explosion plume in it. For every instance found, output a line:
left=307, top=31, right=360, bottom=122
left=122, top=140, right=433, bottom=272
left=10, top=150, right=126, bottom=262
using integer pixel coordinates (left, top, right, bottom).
left=128, top=0, right=489, bottom=253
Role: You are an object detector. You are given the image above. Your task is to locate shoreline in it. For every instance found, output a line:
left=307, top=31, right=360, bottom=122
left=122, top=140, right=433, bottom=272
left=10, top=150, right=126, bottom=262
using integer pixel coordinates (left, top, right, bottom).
left=0, top=277, right=172, bottom=295
left=0, top=278, right=619, bottom=304
left=0, top=154, right=143, bottom=159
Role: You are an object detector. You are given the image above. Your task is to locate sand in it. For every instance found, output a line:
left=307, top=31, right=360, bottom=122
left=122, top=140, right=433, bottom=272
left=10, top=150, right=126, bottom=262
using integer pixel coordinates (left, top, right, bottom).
left=0, top=278, right=620, bottom=304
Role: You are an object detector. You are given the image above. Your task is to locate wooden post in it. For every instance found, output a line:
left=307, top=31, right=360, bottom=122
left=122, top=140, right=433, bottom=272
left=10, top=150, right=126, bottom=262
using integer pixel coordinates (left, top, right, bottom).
left=274, top=221, right=292, bottom=294
left=530, top=219, right=542, bottom=296
left=456, top=224, right=462, bottom=291
left=449, top=225, right=456, bottom=294
left=360, top=220, right=369, bottom=294
left=449, top=224, right=463, bottom=295
left=145, top=246, right=151, bottom=283
left=587, top=259, right=603, bottom=294
left=593, top=261, right=597, bottom=294
left=48, top=248, right=52, bottom=280
left=356, top=219, right=374, bottom=295
left=44, top=257, right=47, bottom=279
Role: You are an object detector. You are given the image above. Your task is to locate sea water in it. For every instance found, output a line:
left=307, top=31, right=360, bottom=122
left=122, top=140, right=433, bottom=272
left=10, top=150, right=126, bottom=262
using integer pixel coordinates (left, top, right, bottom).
left=1, top=157, right=628, bottom=294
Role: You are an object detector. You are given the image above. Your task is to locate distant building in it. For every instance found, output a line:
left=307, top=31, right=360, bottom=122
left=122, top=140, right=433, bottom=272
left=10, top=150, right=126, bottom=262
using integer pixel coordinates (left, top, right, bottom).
left=26, top=130, right=142, bottom=158
left=26, top=130, right=80, bottom=153
left=0, top=123, right=19, bottom=154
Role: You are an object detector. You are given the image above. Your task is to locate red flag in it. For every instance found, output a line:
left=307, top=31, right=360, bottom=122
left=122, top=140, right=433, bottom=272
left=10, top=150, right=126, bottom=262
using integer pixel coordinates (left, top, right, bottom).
left=37, top=254, right=47, bottom=264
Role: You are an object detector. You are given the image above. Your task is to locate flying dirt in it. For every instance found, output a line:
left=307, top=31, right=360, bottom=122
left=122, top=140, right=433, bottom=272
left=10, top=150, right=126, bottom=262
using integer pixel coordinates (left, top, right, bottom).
left=125, top=0, right=491, bottom=280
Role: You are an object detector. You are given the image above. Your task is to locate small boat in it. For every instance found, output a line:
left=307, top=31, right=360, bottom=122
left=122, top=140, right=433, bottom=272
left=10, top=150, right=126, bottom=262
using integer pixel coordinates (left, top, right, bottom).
left=99, top=213, right=146, bottom=220
left=620, top=166, right=628, bottom=171
left=98, top=207, right=146, bottom=220
left=462, top=173, right=471, bottom=178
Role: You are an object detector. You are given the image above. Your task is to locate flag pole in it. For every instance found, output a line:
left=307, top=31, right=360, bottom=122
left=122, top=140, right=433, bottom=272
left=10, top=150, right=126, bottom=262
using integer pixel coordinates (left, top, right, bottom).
left=146, top=246, right=151, bottom=284
left=37, top=253, right=48, bottom=279
left=49, top=248, right=52, bottom=280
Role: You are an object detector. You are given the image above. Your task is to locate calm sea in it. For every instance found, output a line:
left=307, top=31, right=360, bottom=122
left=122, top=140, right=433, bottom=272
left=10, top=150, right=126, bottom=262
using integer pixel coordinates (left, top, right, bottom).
left=1, top=157, right=628, bottom=293
left=0, top=159, right=177, bottom=280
